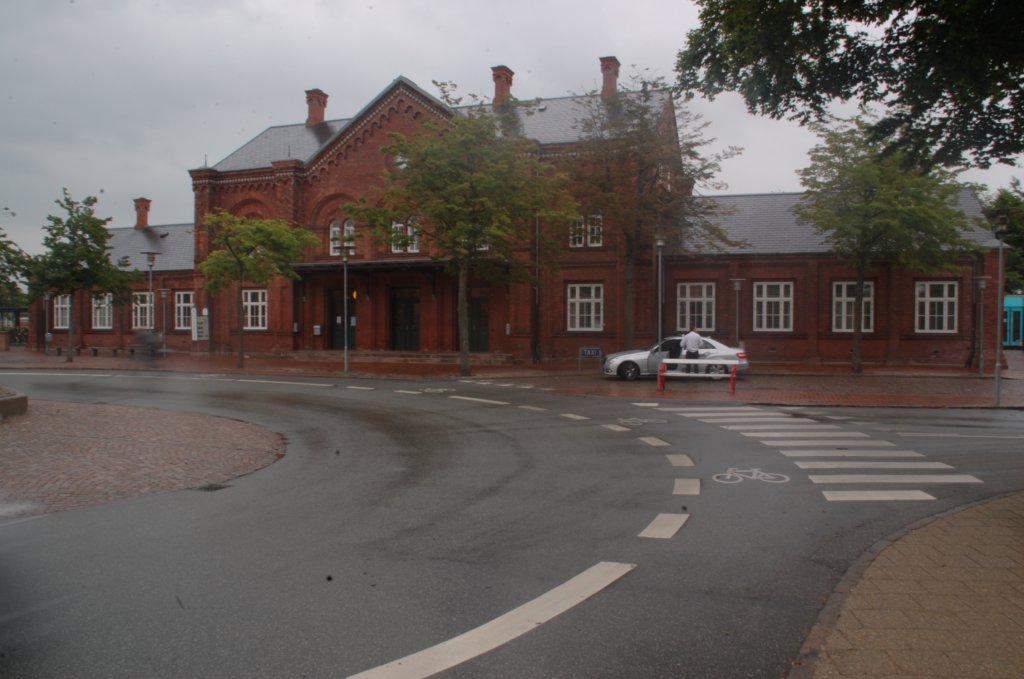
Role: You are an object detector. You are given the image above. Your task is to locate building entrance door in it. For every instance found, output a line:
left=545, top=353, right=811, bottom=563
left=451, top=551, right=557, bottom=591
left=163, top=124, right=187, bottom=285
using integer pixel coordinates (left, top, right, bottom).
left=330, top=290, right=356, bottom=351
left=469, top=296, right=489, bottom=352
left=390, top=288, right=420, bottom=351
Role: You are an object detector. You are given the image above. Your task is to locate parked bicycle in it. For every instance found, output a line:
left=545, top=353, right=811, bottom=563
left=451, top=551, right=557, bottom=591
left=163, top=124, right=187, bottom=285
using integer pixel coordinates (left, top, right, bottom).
left=712, top=467, right=790, bottom=484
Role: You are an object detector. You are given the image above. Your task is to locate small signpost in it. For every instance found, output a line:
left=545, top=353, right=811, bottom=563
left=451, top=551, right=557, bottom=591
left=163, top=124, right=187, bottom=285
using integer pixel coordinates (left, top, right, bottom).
left=578, top=346, right=602, bottom=371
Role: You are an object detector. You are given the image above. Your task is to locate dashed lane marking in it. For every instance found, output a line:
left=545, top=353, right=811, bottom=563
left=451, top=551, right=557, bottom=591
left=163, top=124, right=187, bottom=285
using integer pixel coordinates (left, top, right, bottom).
left=638, top=436, right=670, bottom=447
left=690, top=416, right=804, bottom=424
left=666, top=454, right=694, bottom=467
left=638, top=513, right=690, bottom=539
left=602, top=424, right=631, bottom=432
left=656, top=406, right=764, bottom=412
left=742, top=431, right=869, bottom=439
left=395, top=390, right=422, bottom=395
left=518, top=405, right=548, bottom=412
left=345, top=562, right=636, bottom=679
left=722, top=423, right=841, bottom=430
left=765, top=440, right=896, bottom=447
left=673, top=479, right=701, bottom=495
left=448, top=396, right=511, bottom=406
left=560, top=413, right=590, bottom=421
left=808, top=474, right=983, bottom=485
left=347, top=385, right=375, bottom=391
left=823, top=490, right=935, bottom=502
left=795, top=461, right=954, bottom=470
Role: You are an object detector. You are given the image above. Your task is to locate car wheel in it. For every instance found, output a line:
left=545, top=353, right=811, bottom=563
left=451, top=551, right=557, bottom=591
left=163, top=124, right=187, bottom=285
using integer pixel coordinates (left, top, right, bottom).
left=706, top=363, right=728, bottom=380
left=618, top=362, right=641, bottom=381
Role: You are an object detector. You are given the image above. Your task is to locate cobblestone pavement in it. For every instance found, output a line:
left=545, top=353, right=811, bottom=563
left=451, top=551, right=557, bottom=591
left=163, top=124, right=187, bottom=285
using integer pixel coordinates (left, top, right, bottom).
left=2, top=348, right=1023, bottom=678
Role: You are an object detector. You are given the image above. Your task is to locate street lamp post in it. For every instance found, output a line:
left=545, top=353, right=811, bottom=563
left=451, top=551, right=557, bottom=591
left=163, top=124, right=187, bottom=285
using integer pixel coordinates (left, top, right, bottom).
left=994, top=218, right=1008, bottom=406
left=141, top=251, right=160, bottom=358
left=730, top=278, right=745, bottom=348
left=160, top=288, right=168, bottom=355
left=342, top=239, right=354, bottom=376
left=976, top=278, right=987, bottom=376
left=655, top=237, right=665, bottom=343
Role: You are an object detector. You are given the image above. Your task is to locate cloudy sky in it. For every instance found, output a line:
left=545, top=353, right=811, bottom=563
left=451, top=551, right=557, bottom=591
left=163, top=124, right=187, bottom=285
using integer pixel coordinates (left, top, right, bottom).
left=2, top=0, right=1019, bottom=254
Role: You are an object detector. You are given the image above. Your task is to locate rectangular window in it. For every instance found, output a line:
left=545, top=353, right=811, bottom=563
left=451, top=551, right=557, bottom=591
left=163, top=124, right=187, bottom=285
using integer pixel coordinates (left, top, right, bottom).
left=832, top=281, right=874, bottom=333
left=677, top=283, right=715, bottom=331
left=132, top=292, right=153, bottom=330
left=569, top=214, right=603, bottom=248
left=391, top=221, right=420, bottom=253
left=753, top=282, right=793, bottom=331
left=329, top=221, right=342, bottom=256
left=53, top=294, right=70, bottom=330
left=915, top=281, right=958, bottom=333
left=567, top=283, right=604, bottom=331
left=92, top=293, right=113, bottom=330
left=174, top=291, right=194, bottom=330
left=243, top=289, right=268, bottom=330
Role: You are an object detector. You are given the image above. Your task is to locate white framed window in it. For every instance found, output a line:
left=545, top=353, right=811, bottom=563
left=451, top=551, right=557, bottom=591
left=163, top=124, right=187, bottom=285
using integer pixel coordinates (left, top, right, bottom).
left=344, top=218, right=356, bottom=252
left=753, top=282, right=793, bottom=331
left=915, top=281, right=958, bottom=333
left=567, top=283, right=604, bottom=331
left=132, top=292, right=153, bottom=329
left=391, top=220, right=420, bottom=253
left=53, top=294, right=70, bottom=330
left=677, top=283, right=715, bottom=331
left=243, top=289, right=268, bottom=330
left=832, top=281, right=874, bottom=333
left=329, top=220, right=342, bottom=256
left=92, top=293, right=113, bottom=330
left=569, top=214, right=603, bottom=248
left=174, top=291, right=194, bottom=330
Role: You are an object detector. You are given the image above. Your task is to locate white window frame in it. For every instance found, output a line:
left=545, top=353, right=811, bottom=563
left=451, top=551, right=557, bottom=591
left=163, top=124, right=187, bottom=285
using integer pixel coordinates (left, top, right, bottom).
left=567, top=283, right=604, bottom=331
left=344, top=218, right=356, bottom=253
left=329, top=220, right=342, bottom=256
left=677, top=282, right=715, bottom=332
left=132, top=292, right=153, bottom=330
left=569, top=214, right=603, bottom=248
left=92, top=293, right=113, bottom=330
left=915, top=281, right=958, bottom=333
left=174, top=291, right=194, bottom=330
left=391, top=221, right=420, bottom=254
left=242, top=289, right=268, bottom=330
left=832, top=281, right=874, bottom=333
left=53, top=294, right=70, bottom=330
left=753, top=282, right=793, bottom=332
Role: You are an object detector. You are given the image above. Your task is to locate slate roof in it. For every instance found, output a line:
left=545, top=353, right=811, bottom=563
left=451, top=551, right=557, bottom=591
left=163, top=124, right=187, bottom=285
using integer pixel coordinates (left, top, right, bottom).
left=107, top=223, right=195, bottom=272
left=696, top=189, right=997, bottom=256
left=210, top=76, right=669, bottom=173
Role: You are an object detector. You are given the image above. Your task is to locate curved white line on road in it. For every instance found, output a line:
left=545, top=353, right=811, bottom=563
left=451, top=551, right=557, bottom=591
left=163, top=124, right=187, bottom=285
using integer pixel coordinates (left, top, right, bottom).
left=449, top=395, right=510, bottom=406
left=346, top=561, right=636, bottom=679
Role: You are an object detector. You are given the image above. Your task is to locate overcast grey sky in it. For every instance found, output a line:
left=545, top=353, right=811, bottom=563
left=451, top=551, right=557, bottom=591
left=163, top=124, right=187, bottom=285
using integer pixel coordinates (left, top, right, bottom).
left=2, top=0, right=1019, bottom=255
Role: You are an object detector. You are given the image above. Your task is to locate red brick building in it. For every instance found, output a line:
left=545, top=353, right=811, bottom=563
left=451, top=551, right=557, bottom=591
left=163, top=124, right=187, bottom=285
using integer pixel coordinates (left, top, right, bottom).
left=31, top=57, right=1005, bottom=369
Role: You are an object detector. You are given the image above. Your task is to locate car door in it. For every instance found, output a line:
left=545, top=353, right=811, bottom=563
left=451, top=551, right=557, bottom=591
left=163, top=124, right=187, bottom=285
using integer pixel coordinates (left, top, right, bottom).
left=648, top=338, right=680, bottom=374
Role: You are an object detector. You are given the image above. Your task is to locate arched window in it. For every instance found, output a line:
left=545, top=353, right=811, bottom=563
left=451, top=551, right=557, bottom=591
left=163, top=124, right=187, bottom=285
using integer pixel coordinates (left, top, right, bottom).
left=329, top=220, right=342, bottom=256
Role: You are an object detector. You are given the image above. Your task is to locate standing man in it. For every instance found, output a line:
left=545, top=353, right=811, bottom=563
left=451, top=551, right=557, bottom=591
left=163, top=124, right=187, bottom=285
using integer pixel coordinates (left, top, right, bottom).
left=681, top=327, right=702, bottom=374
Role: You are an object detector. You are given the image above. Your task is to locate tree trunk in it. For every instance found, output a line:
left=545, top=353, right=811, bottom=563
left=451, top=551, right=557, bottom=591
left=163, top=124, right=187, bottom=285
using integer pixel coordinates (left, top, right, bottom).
left=457, top=260, right=471, bottom=377
left=851, top=268, right=865, bottom=374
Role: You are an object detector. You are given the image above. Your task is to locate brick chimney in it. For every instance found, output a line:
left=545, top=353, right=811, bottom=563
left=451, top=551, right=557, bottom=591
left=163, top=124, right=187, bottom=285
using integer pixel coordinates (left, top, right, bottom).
left=305, top=88, right=328, bottom=127
left=134, top=197, right=151, bottom=230
left=492, top=65, right=514, bottom=107
left=600, top=56, right=620, bottom=99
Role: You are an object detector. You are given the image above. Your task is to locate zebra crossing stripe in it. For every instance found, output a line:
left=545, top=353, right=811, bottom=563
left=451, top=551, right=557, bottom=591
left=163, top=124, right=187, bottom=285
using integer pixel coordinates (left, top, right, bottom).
left=809, top=474, right=982, bottom=484
left=823, top=490, right=935, bottom=501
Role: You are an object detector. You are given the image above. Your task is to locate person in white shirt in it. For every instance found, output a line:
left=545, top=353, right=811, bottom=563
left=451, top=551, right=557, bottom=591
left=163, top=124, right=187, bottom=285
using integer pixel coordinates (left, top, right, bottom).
left=681, top=328, right=702, bottom=374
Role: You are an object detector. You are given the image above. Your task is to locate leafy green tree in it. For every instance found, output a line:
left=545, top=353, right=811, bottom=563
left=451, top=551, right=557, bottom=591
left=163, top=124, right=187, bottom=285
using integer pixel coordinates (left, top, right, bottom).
left=571, top=73, right=737, bottom=348
left=26, top=190, right=138, bottom=362
left=793, top=118, right=979, bottom=373
left=676, top=1, right=1024, bottom=169
left=200, top=210, right=319, bottom=368
left=349, top=90, right=577, bottom=376
left=0, top=210, right=27, bottom=306
left=985, top=179, right=1024, bottom=294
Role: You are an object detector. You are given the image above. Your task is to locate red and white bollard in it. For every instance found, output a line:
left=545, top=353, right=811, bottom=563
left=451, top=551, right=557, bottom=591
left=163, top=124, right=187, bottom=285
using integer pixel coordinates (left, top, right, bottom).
left=657, top=362, right=667, bottom=393
left=729, top=364, right=738, bottom=395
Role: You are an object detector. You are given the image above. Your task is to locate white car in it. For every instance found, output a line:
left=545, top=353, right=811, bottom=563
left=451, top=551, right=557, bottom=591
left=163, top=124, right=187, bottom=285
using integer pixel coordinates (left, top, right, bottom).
left=602, top=336, right=750, bottom=380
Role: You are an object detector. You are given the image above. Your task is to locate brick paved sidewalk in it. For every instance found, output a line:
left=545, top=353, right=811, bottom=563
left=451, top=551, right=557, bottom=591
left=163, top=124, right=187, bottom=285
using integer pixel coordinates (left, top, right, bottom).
left=791, top=492, right=1024, bottom=678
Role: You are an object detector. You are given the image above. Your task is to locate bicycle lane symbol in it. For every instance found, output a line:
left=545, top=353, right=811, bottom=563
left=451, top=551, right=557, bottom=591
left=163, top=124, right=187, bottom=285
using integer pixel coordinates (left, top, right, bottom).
left=712, top=468, right=790, bottom=484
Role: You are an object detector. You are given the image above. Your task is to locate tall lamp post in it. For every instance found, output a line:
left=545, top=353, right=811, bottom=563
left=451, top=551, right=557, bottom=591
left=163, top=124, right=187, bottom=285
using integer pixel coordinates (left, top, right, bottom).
left=342, top=238, right=354, bottom=376
left=655, top=236, right=665, bottom=342
left=159, top=288, right=168, bottom=355
left=993, top=217, right=1008, bottom=407
left=141, top=251, right=160, bottom=356
left=730, top=278, right=745, bottom=348
left=976, top=277, right=987, bottom=376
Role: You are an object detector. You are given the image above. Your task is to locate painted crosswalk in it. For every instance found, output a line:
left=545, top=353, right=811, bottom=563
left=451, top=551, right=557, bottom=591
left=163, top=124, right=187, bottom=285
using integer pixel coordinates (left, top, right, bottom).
left=672, top=405, right=983, bottom=503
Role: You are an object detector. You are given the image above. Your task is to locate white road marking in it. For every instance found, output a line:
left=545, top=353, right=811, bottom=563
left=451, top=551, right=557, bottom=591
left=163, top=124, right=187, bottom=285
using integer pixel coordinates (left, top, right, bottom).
left=666, top=454, right=694, bottom=467
left=449, top=396, right=510, bottom=406
left=897, top=432, right=1024, bottom=440
left=795, top=461, right=953, bottom=470
left=518, top=405, right=548, bottom=412
left=658, top=406, right=763, bottom=412
left=345, top=562, right=636, bottom=679
left=347, top=385, right=376, bottom=391
left=673, top=478, right=701, bottom=495
left=766, top=440, right=895, bottom=447
left=632, top=402, right=662, bottom=408
left=638, top=436, right=670, bottom=447
left=639, top=513, right=690, bottom=539
left=742, top=431, right=869, bottom=439
left=809, top=474, right=982, bottom=484
left=560, top=413, right=590, bottom=421
left=693, top=416, right=799, bottom=423
left=602, top=424, right=631, bottom=432
left=823, top=490, right=936, bottom=501
left=236, top=379, right=335, bottom=388
left=722, top=423, right=840, bottom=430
left=780, top=449, right=924, bottom=457
left=395, top=390, right=421, bottom=395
